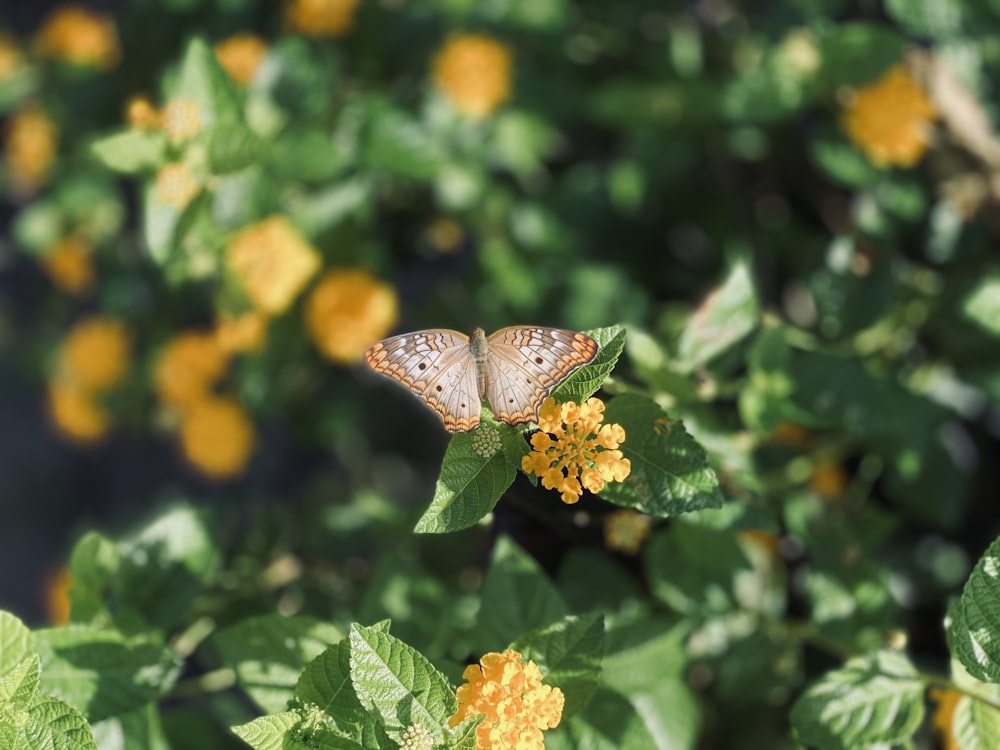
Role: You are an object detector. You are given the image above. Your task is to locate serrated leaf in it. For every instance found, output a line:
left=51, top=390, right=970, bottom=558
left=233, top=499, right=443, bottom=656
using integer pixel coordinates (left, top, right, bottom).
left=552, top=326, right=626, bottom=404
left=511, top=614, right=604, bottom=716
left=167, top=38, right=242, bottom=128
left=208, top=123, right=267, bottom=174
left=19, top=693, right=97, bottom=750
left=962, top=274, right=1000, bottom=337
left=790, top=651, right=925, bottom=748
left=90, top=703, right=170, bottom=750
left=67, top=532, right=120, bottom=625
left=545, top=687, right=658, bottom=750
left=414, top=427, right=519, bottom=534
left=231, top=712, right=301, bottom=750
left=295, top=643, right=367, bottom=731
left=214, top=614, right=343, bottom=713
left=953, top=536, right=1000, bottom=683
left=91, top=130, right=166, bottom=174
left=477, top=536, right=569, bottom=650
left=0, top=656, right=39, bottom=706
left=675, top=260, right=758, bottom=372
left=35, top=627, right=181, bottom=723
left=0, top=611, right=36, bottom=679
left=348, top=625, right=456, bottom=741
left=953, top=693, right=1000, bottom=750
left=443, top=715, right=482, bottom=750
left=599, top=395, right=724, bottom=516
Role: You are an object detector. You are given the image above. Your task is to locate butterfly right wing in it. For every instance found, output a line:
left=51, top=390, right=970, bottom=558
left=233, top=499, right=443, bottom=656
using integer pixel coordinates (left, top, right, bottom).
left=364, top=329, right=483, bottom=432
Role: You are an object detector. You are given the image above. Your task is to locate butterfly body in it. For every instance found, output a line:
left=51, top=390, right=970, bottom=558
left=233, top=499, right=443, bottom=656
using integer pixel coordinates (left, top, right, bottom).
left=365, top=326, right=598, bottom=432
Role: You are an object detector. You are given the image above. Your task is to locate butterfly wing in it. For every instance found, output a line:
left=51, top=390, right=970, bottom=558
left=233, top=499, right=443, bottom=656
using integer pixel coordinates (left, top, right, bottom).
left=484, top=327, right=598, bottom=426
left=365, top=329, right=483, bottom=432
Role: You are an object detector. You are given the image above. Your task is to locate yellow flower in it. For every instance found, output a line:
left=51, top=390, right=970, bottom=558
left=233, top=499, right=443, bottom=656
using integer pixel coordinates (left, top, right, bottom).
left=449, top=650, right=563, bottom=750
left=42, top=235, right=94, bottom=296
left=0, top=34, right=24, bottom=81
left=603, top=509, right=653, bottom=555
left=433, top=34, right=513, bottom=119
left=842, top=64, right=936, bottom=168
left=162, top=99, right=202, bottom=144
left=226, top=216, right=321, bottom=316
left=215, top=33, right=268, bottom=85
left=521, top=397, right=631, bottom=504
left=155, top=162, right=200, bottom=209
left=285, top=0, right=360, bottom=37
left=57, top=316, right=130, bottom=392
left=305, top=268, right=398, bottom=364
left=215, top=310, right=268, bottom=354
left=154, top=331, right=229, bottom=411
left=4, top=106, right=58, bottom=194
left=47, top=380, right=111, bottom=442
left=35, top=5, right=120, bottom=69
left=809, top=457, right=849, bottom=499
left=125, top=95, right=161, bottom=129
left=43, top=566, right=73, bottom=625
left=929, top=688, right=961, bottom=750
left=178, top=396, right=255, bottom=479
left=425, top=217, right=465, bottom=254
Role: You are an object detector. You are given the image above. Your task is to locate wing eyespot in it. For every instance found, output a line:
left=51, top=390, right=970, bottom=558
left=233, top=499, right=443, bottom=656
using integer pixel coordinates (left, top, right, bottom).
left=534, top=356, right=543, bottom=364
left=436, top=385, right=443, bottom=392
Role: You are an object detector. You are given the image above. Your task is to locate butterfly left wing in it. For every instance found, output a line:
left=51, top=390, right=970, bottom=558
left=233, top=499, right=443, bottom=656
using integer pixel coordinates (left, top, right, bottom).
left=484, top=327, right=598, bottom=426
left=365, top=329, right=483, bottom=432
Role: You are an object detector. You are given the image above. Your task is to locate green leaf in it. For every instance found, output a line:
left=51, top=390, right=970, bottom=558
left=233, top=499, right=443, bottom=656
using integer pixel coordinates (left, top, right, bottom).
left=675, top=259, right=758, bottom=371
left=295, top=642, right=367, bottom=732
left=546, top=687, right=658, bottom=750
left=511, top=614, right=604, bottom=716
left=963, top=273, right=1000, bottom=337
left=269, top=128, right=349, bottom=183
left=142, top=180, right=193, bottom=266
left=348, top=624, right=456, bottom=742
left=818, top=23, right=908, bottom=87
left=414, top=426, right=519, bottom=534
left=0, top=611, right=36, bottom=678
left=477, top=536, right=568, bottom=650
left=599, top=394, right=724, bottom=516
left=811, top=135, right=883, bottom=187
left=208, top=123, right=266, bottom=174
left=167, top=38, right=242, bottom=128
left=231, top=712, right=301, bottom=750
left=67, top=532, right=120, bottom=625
left=557, top=549, right=644, bottom=613
left=953, top=692, right=1000, bottom=750
left=19, top=693, right=97, bottom=750
left=552, top=326, right=626, bottom=404
left=443, top=716, right=482, bottom=750
left=0, top=656, right=39, bottom=706
left=35, top=627, right=181, bottom=723
left=90, top=130, right=166, bottom=174
left=952, top=536, right=1000, bottom=682
left=885, top=0, right=968, bottom=38
left=365, top=108, right=446, bottom=180
left=790, top=651, right=925, bottom=748
left=213, top=614, right=343, bottom=714
left=91, top=704, right=169, bottom=750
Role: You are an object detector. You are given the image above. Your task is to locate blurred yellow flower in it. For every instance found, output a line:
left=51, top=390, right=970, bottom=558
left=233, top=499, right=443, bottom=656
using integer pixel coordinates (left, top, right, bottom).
left=226, top=216, right=321, bottom=316
left=154, top=331, right=229, bottom=411
left=809, top=457, right=849, bottom=499
left=768, top=421, right=810, bottom=446
left=521, top=397, right=631, bottom=504
left=162, top=99, right=202, bottom=144
left=449, top=650, right=564, bottom=750
left=425, top=217, right=465, bottom=254
left=215, top=311, right=268, bottom=354
left=126, top=95, right=161, bottom=129
left=4, top=106, right=58, bottom=194
left=178, top=396, right=255, bottom=479
left=215, top=33, right=268, bottom=85
left=305, top=268, right=398, bottom=364
left=58, top=316, right=130, bottom=392
left=155, top=162, right=200, bottom=209
left=603, top=509, right=653, bottom=555
left=930, top=688, right=961, bottom=750
left=43, top=566, right=73, bottom=625
left=47, top=380, right=111, bottom=442
left=35, top=5, right=120, bottom=69
left=285, top=0, right=360, bottom=37
left=0, top=34, right=24, bottom=81
left=42, top=235, right=94, bottom=296
left=433, top=34, right=512, bottom=119
left=842, top=64, right=936, bottom=168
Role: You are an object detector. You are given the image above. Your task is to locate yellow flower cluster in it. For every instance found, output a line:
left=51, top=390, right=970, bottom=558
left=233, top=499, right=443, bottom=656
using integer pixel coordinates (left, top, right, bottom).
left=603, top=509, right=653, bottom=555
left=43, top=566, right=73, bottom=625
left=521, top=397, right=631, bottom=504
left=433, top=34, right=513, bottom=119
left=449, top=650, right=564, bottom=750
left=35, top=5, right=120, bottom=69
left=48, top=316, right=130, bottom=442
left=227, top=216, right=321, bottom=316
left=162, top=99, right=203, bottom=145
left=808, top=457, right=849, bottom=499
left=842, top=64, right=937, bottom=168
left=4, top=107, right=58, bottom=194
left=155, top=162, right=201, bottom=209
left=305, top=268, right=398, bottom=364
left=285, top=0, right=361, bottom=37
left=126, top=96, right=160, bottom=129
left=154, top=330, right=256, bottom=479
left=42, top=235, right=94, bottom=296
left=930, top=688, right=961, bottom=750
left=214, top=33, right=268, bottom=85
left=215, top=311, right=267, bottom=354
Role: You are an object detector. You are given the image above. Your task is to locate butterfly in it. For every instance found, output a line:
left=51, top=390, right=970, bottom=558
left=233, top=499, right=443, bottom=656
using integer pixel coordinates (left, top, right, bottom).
left=364, top=327, right=598, bottom=432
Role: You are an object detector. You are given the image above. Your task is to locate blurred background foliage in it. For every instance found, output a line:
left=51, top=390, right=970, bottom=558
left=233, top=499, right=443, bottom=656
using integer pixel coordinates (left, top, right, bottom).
left=1, top=0, right=1000, bottom=746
